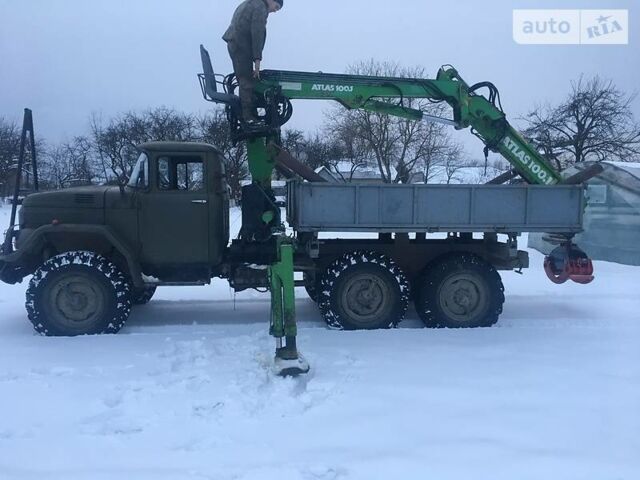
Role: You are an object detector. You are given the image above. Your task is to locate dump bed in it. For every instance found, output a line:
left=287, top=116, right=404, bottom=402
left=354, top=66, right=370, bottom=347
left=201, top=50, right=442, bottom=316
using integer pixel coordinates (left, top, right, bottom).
left=287, top=182, right=585, bottom=234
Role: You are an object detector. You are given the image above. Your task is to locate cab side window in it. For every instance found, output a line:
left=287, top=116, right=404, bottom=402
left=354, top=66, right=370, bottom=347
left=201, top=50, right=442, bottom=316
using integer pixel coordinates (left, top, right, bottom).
left=128, top=153, right=149, bottom=189
left=157, top=156, right=205, bottom=192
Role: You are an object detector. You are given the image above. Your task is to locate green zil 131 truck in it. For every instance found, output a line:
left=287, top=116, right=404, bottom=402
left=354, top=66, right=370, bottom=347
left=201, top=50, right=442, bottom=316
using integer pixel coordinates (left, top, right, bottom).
left=0, top=46, right=600, bottom=376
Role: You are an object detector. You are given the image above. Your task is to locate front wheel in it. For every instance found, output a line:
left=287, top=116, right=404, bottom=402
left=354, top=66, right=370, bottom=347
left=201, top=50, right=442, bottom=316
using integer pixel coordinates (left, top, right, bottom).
left=319, top=251, right=410, bottom=330
left=26, top=251, right=132, bottom=336
left=415, top=253, right=504, bottom=328
left=131, top=286, right=157, bottom=305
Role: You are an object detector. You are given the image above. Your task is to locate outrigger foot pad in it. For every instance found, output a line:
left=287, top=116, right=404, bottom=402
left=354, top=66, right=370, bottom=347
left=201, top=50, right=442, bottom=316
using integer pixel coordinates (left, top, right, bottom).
left=273, top=351, right=310, bottom=377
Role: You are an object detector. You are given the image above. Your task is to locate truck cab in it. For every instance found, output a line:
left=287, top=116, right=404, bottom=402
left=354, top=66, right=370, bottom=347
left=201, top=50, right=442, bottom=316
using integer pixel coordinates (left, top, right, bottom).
left=127, top=142, right=230, bottom=283
left=2, top=142, right=229, bottom=285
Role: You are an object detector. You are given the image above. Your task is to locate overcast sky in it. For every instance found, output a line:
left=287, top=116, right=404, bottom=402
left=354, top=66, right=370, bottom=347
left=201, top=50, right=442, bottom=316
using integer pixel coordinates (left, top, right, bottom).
left=1, top=0, right=638, bottom=156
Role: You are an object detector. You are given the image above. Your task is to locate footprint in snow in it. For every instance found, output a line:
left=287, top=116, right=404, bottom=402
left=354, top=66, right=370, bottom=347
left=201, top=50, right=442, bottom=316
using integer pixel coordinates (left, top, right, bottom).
left=0, top=373, right=21, bottom=383
left=0, top=428, right=35, bottom=440
left=302, top=465, right=348, bottom=480
left=29, top=366, right=76, bottom=377
left=102, top=391, right=124, bottom=409
left=79, top=410, right=145, bottom=437
left=192, top=401, right=224, bottom=419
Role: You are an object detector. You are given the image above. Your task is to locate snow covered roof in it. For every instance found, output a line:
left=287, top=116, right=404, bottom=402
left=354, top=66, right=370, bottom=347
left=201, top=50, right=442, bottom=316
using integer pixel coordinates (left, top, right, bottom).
left=603, top=162, right=640, bottom=180
left=338, top=160, right=396, bottom=178
left=566, top=162, right=640, bottom=190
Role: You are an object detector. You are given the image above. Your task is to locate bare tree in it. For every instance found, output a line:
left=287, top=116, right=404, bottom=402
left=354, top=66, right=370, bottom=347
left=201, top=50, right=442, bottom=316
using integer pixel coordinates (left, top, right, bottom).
left=324, top=115, right=376, bottom=182
left=91, top=107, right=197, bottom=186
left=325, top=59, right=462, bottom=184
left=90, top=114, right=138, bottom=186
left=297, top=133, right=343, bottom=173
left=434, top=143, right=467, bottom=184
left=522, top=76, right=640, bottom=168
left=281, top=129, right=306, bottom=160
left=0, top=117, right=46, bottom=195
left=0, top=118, right=21, bottom=195
left=197, top=109, right=248, bottom=200
left=281, top=129, right=356, bottom=181
left=42, top=136, right=98, bottom=189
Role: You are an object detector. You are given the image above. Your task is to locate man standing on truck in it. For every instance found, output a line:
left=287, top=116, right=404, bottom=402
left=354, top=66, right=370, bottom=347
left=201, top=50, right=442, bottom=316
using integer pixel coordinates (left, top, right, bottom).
left=223, top=0, right=283, bottom=124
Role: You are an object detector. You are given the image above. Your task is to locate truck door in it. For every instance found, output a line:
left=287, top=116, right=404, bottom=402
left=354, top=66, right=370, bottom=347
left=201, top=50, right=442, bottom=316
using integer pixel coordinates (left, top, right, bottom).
left=138, top=153, right=210, bottom=272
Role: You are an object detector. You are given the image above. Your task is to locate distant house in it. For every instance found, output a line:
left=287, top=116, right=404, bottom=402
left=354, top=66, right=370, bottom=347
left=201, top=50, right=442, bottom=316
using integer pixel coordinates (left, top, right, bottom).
left=529, top=161, right=640, bottom=266
left=315, top=161, right=407, bottom=184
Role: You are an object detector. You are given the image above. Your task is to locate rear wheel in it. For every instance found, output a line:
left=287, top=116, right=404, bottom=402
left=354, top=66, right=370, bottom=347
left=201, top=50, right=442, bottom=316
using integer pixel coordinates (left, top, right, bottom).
left=26, top=251, right=132, bottom=336
left=415, top=253, right=504, bottom=328
left=319, top=251, right=410, bottom=330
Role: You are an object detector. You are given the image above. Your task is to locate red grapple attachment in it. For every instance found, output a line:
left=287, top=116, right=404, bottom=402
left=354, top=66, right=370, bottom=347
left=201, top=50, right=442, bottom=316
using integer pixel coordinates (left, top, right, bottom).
left=544, top=243, right=595, bottom=285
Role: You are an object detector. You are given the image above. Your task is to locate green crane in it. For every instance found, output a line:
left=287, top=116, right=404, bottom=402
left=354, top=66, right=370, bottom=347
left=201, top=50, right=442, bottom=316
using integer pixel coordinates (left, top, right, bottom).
left=198, top=46, right=588, bottom=376
left=255, top=67, right=562, bottom=185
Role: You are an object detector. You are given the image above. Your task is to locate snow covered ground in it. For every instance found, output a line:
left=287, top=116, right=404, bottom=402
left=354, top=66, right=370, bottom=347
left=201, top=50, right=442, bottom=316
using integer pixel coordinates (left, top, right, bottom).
left=0, top=204, right=638, bottom=480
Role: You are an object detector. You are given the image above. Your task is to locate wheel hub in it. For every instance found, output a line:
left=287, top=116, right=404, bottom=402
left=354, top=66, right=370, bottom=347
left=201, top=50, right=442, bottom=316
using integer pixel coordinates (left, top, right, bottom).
left=49, top=275, right=104, bottom=324
left=439, top=275, right=486, bottom=321
left=342, top=274, right=389, bottom=321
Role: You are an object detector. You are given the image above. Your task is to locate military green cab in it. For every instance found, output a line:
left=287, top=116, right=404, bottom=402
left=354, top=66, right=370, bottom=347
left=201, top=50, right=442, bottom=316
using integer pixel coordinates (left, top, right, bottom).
left=0, top=142, right=230, bottom=336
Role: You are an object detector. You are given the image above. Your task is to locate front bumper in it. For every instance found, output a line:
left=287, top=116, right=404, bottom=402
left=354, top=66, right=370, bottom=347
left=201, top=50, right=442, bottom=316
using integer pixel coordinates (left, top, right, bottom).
left=2, top=225, right=17, bottom=255
left=0, top=259, right=7, bottom=282
left=0, top=257, right=20, bottom=284
left=0, top=249, right=28, bottom=284
left=0, top=228, right=27, bottom=284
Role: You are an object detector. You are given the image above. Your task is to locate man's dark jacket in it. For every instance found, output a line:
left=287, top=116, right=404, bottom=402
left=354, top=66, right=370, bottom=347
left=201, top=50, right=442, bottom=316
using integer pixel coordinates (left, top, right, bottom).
left=223, top=0, right=269, bottom=61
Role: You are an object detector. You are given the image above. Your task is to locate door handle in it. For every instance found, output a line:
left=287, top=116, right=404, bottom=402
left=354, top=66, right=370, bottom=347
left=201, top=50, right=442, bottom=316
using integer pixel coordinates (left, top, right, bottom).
left=191, top=200, right=208, bottom=204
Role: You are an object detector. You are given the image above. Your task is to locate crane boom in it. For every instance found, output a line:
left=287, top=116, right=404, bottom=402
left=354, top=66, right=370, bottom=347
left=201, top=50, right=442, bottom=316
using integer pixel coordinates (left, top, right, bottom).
left=254, top=66, right=561, bottom=185
left=198, top=45, right=562, bottom=184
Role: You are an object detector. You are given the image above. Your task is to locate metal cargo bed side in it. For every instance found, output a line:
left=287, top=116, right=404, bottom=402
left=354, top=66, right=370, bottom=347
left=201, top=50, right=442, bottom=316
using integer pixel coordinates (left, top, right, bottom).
left=287, top=182, right=585, bottom=234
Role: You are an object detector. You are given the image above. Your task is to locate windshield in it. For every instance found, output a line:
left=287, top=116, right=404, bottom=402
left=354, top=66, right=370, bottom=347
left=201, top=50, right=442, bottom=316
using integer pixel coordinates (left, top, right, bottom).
left=128, top=153, right=149, bottom=188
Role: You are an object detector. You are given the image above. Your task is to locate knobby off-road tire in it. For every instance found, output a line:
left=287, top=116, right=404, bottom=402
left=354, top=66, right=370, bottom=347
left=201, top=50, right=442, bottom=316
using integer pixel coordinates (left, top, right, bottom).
left=26, top=251, right=132, bottom=336
left=131, top=286, right=157, bottom=305
left=319, top=251, right=410, bottom=330
left=303, top=272, right=320, bottom=303
left=415, top=253, right=505, bottom=329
